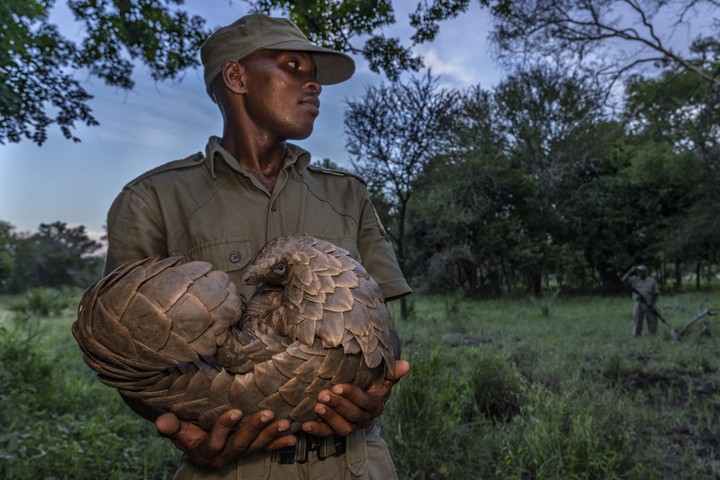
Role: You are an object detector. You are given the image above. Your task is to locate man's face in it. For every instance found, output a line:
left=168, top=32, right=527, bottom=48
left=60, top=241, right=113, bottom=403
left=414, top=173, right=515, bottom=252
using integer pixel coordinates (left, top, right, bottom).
left=240, top=50, right=322, bottom=140
left=638, top=269, right=647, bottom=279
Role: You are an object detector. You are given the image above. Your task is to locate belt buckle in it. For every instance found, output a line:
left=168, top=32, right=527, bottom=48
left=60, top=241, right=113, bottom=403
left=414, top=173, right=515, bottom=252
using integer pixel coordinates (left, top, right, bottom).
left=271, top=433, right=346, bottom=464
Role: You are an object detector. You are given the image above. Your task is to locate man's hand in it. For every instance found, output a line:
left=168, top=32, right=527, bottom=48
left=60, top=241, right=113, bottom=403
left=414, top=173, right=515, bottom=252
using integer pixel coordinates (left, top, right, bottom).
left=155, top=409, right=297, bottom=468
left=301, top=359, right=410, bottom=437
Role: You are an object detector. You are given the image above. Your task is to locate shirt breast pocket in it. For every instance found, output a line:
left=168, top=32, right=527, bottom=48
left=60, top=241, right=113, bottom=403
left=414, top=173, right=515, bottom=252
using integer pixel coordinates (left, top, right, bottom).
left=182, top=238, right=254, bottom=273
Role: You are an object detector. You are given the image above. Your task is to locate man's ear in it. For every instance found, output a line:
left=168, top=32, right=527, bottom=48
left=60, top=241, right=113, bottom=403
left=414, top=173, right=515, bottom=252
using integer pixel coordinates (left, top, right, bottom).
left=221, top=60, right=247, bottom=95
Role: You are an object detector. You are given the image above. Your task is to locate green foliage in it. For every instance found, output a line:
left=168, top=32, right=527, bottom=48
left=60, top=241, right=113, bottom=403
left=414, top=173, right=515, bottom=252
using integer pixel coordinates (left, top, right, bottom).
left=9, top=286, right=81, bottom=317
left=465, top=350, right=524, bottom=422
left=0, top=308, right=177, bottom=479
left=380, top=347, right=499, bottom=478
left=1, top=0, right=209, bottom=145
left=4, top=0, right=716, bottom=145
left=625, top=69, right=720, bottom=266
left=497, top=386, right=648, bottom=479
left=403, top=60, right=719, bottom=296
left=2, top=221, right=104, bottom=293
left=0, top=221, right=13, bottom=288
left=345, top=71, right=461, bottom=292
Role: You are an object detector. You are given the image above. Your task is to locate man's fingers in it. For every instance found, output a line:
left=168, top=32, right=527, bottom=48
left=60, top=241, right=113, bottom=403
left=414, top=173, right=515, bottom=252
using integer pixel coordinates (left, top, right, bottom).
left=370, top=359, right=411, bottom=398
left=210, top=411, right=296, bottom=467
left=155, top=413, right=181, bottom=437
left=156, top=361, right=414, bottom=464
left=224, top=410, right=277, bottom=453
left=301, top=419, right=335, bottom=437
left=304, top=360, right=412, bottom=437
left=204, top=409, right=244, bottom=452
left=389, top=359, right=411, bottom=381
left=241, top=412, right=299, bottom=452
left=308, top=400, right=355, bottom=436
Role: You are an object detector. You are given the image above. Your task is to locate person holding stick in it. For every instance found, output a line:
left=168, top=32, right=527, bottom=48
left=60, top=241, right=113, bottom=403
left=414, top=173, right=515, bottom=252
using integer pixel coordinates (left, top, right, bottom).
left=622, top=265, right=660, bottom=336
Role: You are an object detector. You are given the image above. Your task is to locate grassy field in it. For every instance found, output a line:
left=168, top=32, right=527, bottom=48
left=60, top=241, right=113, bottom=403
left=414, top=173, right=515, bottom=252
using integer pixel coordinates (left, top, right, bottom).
left=1, top=287, right=718, bottom=479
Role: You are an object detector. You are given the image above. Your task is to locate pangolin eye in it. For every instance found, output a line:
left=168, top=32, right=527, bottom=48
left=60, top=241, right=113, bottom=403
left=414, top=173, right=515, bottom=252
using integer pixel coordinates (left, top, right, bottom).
left=273, top=263, right=287, bottom=276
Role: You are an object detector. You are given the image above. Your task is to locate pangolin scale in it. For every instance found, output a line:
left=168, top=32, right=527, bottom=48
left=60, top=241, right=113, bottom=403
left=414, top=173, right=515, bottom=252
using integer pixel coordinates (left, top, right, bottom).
left=72, top=235, right=400, bottom=431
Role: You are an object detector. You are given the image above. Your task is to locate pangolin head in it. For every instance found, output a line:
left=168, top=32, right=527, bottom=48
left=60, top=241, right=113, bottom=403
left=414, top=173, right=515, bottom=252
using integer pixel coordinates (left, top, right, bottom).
left=240, top=236, right=314, bottom=288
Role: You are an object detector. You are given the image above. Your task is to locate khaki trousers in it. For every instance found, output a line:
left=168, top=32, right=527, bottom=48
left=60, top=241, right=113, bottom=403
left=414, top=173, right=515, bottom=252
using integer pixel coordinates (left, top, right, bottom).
left=632, top=302, right=657, bottom=336
left=173, top=425, right=397, bottom=480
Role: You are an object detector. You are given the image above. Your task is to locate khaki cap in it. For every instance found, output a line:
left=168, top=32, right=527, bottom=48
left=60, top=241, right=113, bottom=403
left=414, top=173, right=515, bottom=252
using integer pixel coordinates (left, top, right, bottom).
left=201, top=13, right=355, bottom=99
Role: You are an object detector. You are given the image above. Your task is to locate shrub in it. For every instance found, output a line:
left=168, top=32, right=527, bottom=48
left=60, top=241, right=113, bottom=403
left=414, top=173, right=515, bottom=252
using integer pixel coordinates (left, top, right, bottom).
left=8, top=287, right=80, bottom=317
left=465, top=350, right=524, bottom=422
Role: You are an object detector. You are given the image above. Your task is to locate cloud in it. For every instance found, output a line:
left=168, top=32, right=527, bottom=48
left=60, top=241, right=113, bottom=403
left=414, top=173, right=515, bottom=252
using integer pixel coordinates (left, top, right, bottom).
left=422, top=49, right=479, bottom=88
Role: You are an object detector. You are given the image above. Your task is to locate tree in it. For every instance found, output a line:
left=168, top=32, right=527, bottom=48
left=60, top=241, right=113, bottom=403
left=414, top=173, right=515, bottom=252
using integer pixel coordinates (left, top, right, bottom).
left=1, top=0, right=209, bottom=145
left=0, top=221, right=14, bottom=288
left=409, top=151, right=535, bottom=297
left=492, top=65, right=608, bottom=294
left=405, top=85, right=521, bottom=297
left=4, top=221, right=103, bottom=292
left=344, top=71, right=460, bottom=314
left=488, top=0, right=720, bottom=98
left=624, top=66, right=720, bottom=287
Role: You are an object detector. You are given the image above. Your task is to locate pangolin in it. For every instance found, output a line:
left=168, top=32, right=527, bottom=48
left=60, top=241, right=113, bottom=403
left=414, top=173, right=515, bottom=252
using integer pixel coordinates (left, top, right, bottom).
left=72, top=235, right=400, bottom=431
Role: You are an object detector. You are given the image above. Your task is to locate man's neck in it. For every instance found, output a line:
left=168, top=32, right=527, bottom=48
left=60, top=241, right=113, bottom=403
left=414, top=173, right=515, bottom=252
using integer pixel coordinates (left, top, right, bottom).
left=220, top=135, right=287, bottom=192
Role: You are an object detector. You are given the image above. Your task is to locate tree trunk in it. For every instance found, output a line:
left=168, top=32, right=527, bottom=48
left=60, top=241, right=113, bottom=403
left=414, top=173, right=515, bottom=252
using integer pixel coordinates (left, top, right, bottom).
left=674, top=261, right=682, bottom=287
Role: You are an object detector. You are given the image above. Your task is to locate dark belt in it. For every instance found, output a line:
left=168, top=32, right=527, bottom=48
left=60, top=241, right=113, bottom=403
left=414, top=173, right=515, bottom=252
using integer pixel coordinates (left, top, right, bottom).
left=271, top=432, right=346, bottom=464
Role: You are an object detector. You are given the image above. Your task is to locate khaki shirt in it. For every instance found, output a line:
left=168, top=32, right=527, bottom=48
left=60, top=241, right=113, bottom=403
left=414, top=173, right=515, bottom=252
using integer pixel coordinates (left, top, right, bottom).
left=105, top=136, right=411, bottom=302
left=629, top=276, right=659, bottom=304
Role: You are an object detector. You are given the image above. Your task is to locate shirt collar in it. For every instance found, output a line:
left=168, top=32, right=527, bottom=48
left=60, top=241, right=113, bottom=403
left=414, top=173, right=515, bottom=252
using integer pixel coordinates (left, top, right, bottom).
left=204, top=136, right=312, bottom=178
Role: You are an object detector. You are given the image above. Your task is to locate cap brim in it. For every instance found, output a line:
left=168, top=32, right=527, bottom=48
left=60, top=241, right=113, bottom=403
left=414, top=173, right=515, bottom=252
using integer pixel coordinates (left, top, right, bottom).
left=264, top=40, right=355, bottom=85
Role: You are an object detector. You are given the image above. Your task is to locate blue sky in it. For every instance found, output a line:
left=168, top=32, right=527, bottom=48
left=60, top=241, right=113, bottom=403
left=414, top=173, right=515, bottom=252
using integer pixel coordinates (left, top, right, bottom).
left=0, top=1, right=499, bottom=241
left=0, top=1, right=707, bottom=242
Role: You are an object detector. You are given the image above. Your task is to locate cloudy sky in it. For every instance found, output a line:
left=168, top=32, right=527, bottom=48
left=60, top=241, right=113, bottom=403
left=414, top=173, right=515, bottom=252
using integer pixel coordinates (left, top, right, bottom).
left=0, top=1, right=707, bottom=241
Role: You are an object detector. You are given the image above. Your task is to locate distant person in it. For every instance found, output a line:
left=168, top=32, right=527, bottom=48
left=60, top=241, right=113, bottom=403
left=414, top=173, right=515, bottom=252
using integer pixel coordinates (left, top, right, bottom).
left=102, top=13, right=411, bottom=480
left=622, top=265, right=660, bottom=336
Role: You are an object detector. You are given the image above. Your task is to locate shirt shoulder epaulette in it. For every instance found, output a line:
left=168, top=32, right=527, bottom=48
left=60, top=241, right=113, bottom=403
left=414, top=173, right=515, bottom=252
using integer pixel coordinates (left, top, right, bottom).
left=305, top=165, right=367, bottom=185
left=125, top=152, right=205, bottom=187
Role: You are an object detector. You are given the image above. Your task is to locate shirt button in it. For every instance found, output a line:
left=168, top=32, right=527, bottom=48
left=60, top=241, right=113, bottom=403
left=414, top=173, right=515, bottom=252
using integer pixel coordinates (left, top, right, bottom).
left=271, top=203, right=277, bottom=212
left=228, top=252, right=241, bottom=263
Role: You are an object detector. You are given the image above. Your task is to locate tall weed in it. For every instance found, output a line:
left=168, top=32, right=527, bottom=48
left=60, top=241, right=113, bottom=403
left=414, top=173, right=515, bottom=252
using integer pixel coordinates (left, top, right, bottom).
left=497, top=385, right=652, bottom=479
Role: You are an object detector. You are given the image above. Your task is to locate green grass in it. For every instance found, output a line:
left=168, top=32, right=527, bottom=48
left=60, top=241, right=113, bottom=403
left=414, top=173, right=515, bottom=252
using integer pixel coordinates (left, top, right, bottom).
left=1, top=287, right=719, bottom=479
left=380, top=289, right=720, bottom=479
left=0, top=302, right=179, bottom=480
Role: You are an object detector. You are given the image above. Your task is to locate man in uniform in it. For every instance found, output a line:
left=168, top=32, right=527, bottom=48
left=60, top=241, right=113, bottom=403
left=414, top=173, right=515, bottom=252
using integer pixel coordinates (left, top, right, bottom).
left=103, top=13, right=412, bottom=479
left=621, top=265, right=660, bottom=336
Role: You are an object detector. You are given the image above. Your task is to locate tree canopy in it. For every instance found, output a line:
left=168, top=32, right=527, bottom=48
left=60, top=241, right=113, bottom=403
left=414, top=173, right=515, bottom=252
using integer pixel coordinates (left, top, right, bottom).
left=5, top=0, right=715, bottom=145
left=1, top=0, right=208, bottom=145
